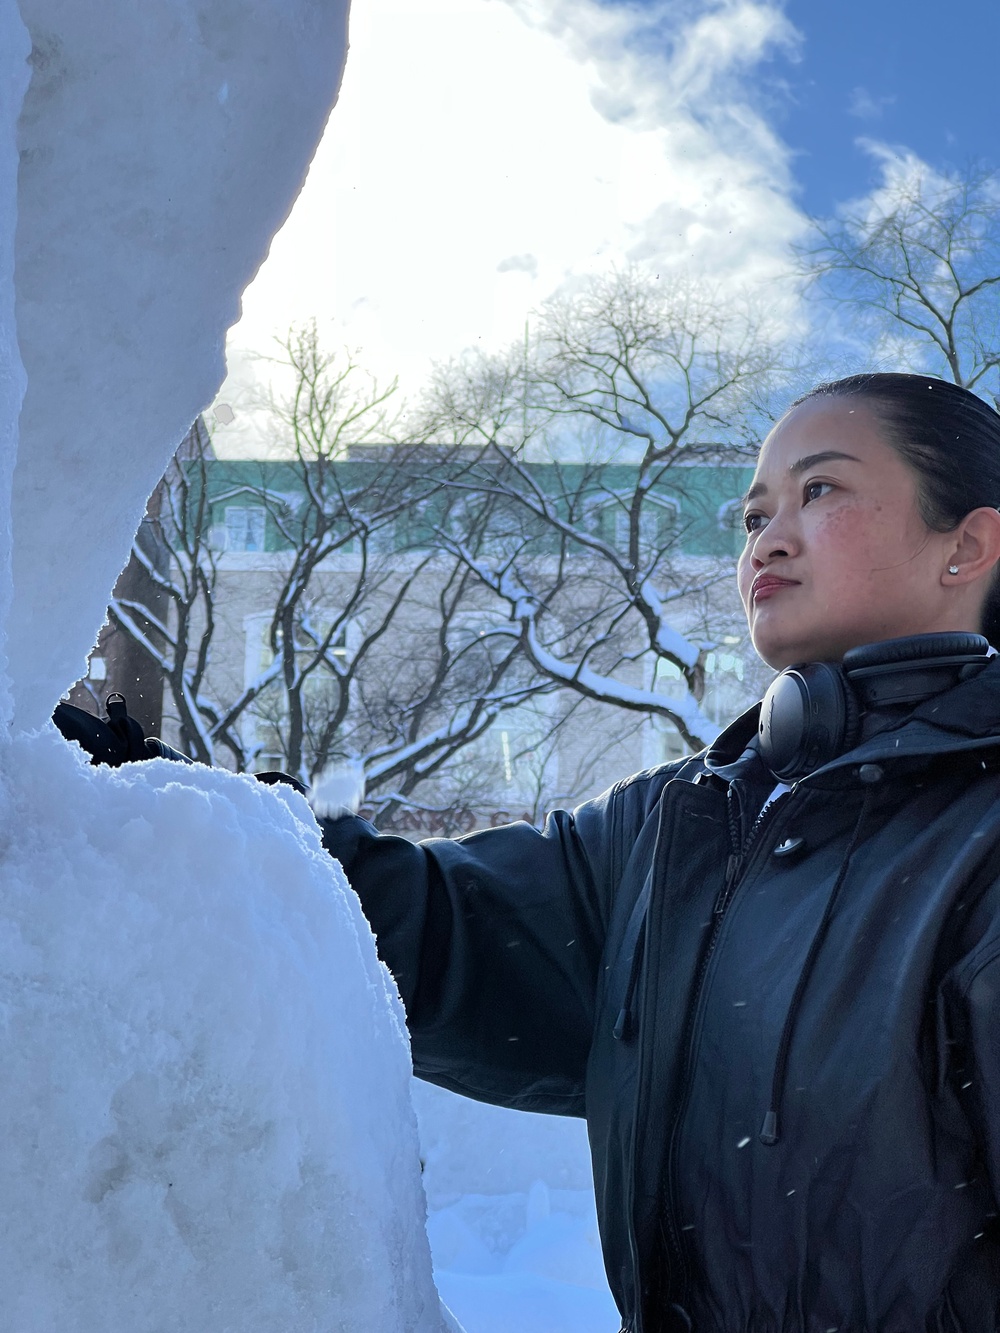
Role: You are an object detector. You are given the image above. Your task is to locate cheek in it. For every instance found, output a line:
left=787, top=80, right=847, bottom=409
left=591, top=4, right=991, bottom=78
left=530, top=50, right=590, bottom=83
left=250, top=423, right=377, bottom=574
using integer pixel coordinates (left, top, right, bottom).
left=810, top=503, right=894, bottom=579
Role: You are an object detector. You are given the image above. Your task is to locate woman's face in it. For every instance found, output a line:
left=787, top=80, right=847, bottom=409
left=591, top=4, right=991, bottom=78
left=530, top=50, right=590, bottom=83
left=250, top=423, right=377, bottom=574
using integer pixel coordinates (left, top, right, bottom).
left=738, top=397, right=960, bottom=669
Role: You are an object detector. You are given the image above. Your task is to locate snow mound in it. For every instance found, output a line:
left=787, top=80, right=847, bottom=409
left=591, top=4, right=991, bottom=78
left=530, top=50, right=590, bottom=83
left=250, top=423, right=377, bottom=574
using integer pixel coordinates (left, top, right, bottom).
left=0, top=730, right=449, bottom=1331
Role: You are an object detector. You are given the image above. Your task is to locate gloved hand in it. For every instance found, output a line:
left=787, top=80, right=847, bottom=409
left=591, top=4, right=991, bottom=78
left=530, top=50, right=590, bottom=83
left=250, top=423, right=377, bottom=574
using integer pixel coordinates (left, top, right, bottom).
left=53, top=694, right=307, bottom=797
left=52, top=693, right=186, bottom=767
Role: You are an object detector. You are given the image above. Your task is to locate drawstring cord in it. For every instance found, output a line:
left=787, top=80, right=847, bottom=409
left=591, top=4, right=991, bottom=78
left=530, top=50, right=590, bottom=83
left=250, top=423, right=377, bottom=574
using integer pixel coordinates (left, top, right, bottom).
left=759, top=785, right=876, bottom=1146
left=612, top=866, right=654, bottom=1043
left=613, top=916, right=648, bottom=1042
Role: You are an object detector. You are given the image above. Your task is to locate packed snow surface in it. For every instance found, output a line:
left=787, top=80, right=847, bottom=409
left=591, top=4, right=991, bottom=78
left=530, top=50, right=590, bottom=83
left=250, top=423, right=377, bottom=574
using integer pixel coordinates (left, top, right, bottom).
left=1, top=3, right=625, bottom=1329
left=0, top=733, right=449, bottom=1330
left=0, top=0, right=27, bottom=730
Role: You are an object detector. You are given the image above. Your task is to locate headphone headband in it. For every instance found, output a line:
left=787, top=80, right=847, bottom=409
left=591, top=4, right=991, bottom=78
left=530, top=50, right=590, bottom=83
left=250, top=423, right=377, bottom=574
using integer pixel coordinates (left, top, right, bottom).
left=843, top=632, right=989, bottom=672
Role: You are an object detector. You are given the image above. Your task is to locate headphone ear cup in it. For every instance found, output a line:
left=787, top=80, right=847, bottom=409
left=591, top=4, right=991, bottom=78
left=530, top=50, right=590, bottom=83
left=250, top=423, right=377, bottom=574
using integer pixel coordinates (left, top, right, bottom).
left=759, top=663, right=856, bottom=783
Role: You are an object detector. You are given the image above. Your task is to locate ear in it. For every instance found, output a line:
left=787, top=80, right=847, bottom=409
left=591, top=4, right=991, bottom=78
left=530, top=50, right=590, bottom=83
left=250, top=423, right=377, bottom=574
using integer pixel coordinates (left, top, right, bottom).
left=945, top=507, right=1000, bottom=583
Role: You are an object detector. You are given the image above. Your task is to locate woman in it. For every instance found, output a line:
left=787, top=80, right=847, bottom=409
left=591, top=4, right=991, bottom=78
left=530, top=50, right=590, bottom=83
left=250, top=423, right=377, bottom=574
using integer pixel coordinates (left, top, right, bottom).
left=321, top=372, right=1000, bottom=1332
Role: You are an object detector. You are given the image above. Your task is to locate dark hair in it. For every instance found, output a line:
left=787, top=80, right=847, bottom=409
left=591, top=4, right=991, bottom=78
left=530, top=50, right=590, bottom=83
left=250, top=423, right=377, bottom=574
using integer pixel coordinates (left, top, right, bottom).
left=791, top=373, right=1000, bottom=646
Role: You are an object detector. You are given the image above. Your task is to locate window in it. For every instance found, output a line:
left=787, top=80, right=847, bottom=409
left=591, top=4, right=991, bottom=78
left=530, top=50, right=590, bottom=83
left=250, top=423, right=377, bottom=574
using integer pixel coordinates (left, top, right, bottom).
left=225, top=506, right=267, bottom=552
left=240, top=611, right=360, bottom=774
left=491, top=703, right=558, bottom=800
left=243, top=612, right=359, bottom=690
left=588, top=491, right=680, bottom=556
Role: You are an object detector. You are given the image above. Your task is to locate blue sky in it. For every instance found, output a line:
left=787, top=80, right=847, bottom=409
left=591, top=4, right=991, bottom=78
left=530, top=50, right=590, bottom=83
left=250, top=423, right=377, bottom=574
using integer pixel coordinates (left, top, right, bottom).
left=779, top=0, right=1000, bottom=213
left=223, top=0, right=1000, bottom=437
left=595, top=0, right=1000, bottom=213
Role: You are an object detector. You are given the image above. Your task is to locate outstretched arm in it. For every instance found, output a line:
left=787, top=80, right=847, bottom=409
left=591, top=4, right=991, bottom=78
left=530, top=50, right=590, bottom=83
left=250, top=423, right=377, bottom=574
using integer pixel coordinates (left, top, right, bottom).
left=320, top=794, right=620, bottom=1117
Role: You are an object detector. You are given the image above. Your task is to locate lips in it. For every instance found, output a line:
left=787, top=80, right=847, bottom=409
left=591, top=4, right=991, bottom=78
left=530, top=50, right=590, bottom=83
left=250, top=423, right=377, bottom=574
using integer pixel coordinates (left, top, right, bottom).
left=750, top=573, right=800, bottom=602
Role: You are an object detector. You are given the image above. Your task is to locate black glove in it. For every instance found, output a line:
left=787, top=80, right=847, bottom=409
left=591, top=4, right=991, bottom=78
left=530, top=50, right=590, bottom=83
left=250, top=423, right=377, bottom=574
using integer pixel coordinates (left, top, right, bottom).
left=53, top=694, right=307, bottom=797
left=54, top=693, right=193, bottom=767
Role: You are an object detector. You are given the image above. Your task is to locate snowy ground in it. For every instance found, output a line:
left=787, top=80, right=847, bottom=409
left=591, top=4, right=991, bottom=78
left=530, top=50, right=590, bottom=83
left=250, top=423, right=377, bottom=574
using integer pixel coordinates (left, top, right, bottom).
left=414, top=1081, right=621, bottom=1333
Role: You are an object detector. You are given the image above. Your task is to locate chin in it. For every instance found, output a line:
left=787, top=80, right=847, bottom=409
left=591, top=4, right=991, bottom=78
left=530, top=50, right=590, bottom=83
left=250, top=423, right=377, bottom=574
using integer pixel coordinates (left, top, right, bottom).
left=749, top=634, right=794, bottom=671
left=756, top=647, right=798, bottom=671
left=751, top=624, right=843, bottom=671
left=749, top=619, right=800, bottom=670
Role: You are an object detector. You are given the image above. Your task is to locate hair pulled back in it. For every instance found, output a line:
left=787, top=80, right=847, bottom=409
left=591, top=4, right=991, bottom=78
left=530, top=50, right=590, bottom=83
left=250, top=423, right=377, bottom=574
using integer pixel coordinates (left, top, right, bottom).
left=792, top=373, right=1000, bottom=646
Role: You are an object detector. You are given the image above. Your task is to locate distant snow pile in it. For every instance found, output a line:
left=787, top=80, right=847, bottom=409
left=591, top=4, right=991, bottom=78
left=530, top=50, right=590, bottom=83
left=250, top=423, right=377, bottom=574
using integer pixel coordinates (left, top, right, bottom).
left=415, top=1083, right=619, bottom=1333
left=0, top=732, right=449, bottom=1330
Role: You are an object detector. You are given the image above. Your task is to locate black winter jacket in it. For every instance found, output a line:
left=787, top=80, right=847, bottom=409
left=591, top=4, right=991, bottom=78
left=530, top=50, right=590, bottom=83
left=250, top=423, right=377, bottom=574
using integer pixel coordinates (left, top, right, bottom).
left=321, top=662, right=1000, bottom=1333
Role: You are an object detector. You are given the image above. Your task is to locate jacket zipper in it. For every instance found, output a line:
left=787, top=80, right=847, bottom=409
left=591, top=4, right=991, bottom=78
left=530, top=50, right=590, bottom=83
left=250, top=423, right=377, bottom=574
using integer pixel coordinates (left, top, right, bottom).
left=622, top=838, right=668, bottom=1331
left=661, top=782, right=793, bottom=1309
left=619, top=809, right=667, bottom=1333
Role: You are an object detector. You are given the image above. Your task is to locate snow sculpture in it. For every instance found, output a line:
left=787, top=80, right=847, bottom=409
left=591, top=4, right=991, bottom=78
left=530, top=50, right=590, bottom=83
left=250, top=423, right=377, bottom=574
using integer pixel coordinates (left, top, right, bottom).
left=0, top=0, right=26, bottom=727
left=0, top=2, right=453, bottom=1328
left=12, top=0, right=354, bottom=727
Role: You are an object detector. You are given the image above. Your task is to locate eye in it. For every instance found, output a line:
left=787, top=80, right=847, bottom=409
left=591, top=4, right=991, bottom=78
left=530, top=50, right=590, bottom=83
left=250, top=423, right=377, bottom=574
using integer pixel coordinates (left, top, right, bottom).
left=803, top=479, right=835, bottom=504
left=743, top=510, right=767, bottom=534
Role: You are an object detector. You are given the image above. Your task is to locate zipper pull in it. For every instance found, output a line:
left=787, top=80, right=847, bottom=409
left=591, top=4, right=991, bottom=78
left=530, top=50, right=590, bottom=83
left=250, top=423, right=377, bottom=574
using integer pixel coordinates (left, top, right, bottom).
left=760, top=1109, right=779, bottom=1146
left=714, top=852, right=742, bottom=915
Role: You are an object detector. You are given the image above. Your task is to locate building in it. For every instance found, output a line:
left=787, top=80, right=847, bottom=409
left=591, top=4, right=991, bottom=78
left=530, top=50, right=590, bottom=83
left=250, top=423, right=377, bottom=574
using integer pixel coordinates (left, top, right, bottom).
left=78, top=446, right=764, bottom=832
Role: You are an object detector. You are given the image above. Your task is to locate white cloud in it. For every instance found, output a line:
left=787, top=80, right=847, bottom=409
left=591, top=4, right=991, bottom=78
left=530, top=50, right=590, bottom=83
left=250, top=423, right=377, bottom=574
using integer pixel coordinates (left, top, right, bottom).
left=216, top=0, right=809, bottom=449
left=847, top=86, right=895, bottom=120
left=497, top=253, right=540, bottom=276
left=849, top=139, right=955, bottom=217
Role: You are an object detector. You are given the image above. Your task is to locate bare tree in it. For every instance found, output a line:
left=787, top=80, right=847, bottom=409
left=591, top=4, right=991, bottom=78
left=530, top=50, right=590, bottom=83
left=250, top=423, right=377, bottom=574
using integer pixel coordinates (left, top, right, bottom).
left=102, top=327, right=412, bottom=775
left=346, top=547, right=557, bottom=816
left=501, top=694, right=648, bottom=828
left=106, top=299, right=768, bottom=804
left=100, top=327, right=567, bottom=805
left=237, top=326, right=418, bottom=780
left=416, top=268, right=776, bottom=750
left=221, top=327, right=560, bottom=791
left=799, top=160, right=1000, bottom=393
left=108, top=418, right=251, bottom=766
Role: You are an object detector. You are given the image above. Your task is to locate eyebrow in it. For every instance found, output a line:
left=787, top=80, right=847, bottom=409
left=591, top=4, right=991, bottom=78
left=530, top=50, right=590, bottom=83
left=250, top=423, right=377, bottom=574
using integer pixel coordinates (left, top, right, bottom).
left=742, top=451, right=863, bottom=506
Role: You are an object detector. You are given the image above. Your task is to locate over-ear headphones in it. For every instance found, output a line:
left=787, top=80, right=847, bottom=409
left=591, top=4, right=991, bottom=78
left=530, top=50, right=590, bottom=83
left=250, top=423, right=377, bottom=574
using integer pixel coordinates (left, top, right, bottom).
left=758, top=632, right=993, bottom=782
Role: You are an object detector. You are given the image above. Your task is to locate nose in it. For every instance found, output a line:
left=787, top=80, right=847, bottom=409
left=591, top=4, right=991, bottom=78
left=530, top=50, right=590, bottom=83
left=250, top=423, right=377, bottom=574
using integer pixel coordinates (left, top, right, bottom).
left=748, top=513, right=797, bottom=569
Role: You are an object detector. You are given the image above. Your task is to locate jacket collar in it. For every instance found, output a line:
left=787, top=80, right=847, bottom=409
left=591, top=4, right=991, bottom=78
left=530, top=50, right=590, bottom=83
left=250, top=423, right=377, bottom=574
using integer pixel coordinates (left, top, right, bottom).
left=702, top=708, right=763, bottom=784
left=703, top=657, right=1000, bottom=786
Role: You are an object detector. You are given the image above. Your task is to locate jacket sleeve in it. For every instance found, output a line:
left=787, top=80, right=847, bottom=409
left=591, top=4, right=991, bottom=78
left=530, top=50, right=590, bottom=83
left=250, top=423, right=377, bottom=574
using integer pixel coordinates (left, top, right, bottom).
left=318, top=788, right=625, bottom=1116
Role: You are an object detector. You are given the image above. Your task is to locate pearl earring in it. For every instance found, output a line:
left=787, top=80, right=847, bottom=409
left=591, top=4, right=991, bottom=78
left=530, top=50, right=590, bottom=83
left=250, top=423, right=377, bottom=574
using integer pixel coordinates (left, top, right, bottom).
left=948, top=565, right=960, bottom=575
